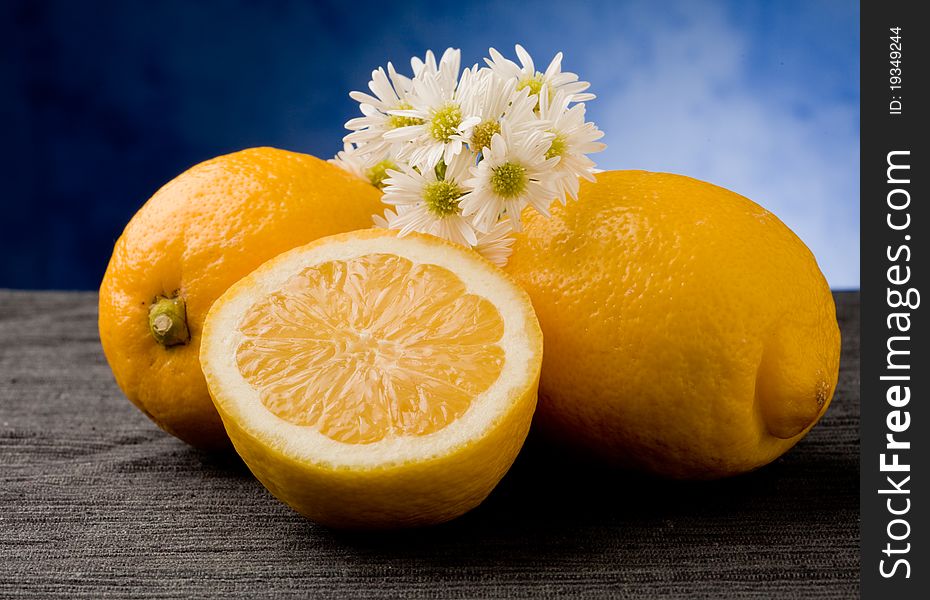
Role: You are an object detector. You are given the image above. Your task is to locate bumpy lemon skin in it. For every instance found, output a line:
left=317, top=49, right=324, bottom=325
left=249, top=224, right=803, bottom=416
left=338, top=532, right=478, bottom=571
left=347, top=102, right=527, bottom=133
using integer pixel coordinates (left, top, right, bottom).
left=98, top=148, right=385, bottom=450
left=201, top=230, right=543, bottom=528
left=505, top=171, right=841, bottom=479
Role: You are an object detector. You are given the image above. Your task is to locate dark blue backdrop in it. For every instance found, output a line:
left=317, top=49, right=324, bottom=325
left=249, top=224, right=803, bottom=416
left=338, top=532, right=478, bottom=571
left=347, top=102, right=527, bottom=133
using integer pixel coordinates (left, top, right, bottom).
left=1, top=0, right=859, bottom=290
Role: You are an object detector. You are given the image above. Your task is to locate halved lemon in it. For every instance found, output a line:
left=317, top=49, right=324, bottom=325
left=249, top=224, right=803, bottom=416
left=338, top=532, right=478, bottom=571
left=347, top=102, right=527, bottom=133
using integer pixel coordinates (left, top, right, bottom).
left=200, top=229, right=542, bottom=528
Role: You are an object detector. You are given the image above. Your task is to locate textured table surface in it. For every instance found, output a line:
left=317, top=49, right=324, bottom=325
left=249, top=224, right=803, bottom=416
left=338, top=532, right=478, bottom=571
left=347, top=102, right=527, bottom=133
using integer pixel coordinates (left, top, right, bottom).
left=0, top=290, right=860, bottom=599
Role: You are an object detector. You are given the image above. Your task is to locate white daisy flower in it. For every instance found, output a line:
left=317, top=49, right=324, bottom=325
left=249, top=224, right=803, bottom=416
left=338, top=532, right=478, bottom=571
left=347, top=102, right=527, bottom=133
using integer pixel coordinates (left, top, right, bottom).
left=485, top=44, right=595, bottom=105
left=372, top=207, right=395, bottom=229
left=457, top=68, right=539, bottom=155
left=474, top=221, right=516, bottom=267
left=329, top=143, right=403, bottom=190
left=537, top=91, right=607, bottom=203
left=330, top=142, right=368, bottom=180
left=372, top=205, right=418, bottom=229
left=411, top=47, right=461, bottom=94
left=344, top=62, right=422, bottom=154
left=381, top=150, right=479, bottom=247
left=459, top=121, right=559, bottom=233
left=340, top=45, right=607, bottom=267
left=383, top=66, right=482, bottom=169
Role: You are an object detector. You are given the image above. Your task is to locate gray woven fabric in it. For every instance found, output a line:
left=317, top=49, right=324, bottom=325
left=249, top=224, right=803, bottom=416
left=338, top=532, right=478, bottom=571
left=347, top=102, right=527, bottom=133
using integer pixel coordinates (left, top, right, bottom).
left=0, top=290, right=859, bottom=599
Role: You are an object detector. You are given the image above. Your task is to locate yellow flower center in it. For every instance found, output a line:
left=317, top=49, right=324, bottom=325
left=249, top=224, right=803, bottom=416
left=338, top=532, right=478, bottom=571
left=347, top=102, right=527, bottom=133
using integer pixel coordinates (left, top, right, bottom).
left=516, top=75, right=545, bottom=97
left=365, top=159, right=399, bottom=189
left=471, top=120, right=501, bottom=152
left=388, top=102, right=424, bottom=129
left=423, top=180, right=464, bottom=217
left=490, top=162, right=527, bottom=198
left=545, top=133, right=567, bottom=160
left=517, top=74, right=553, bottom=110
left=429, top=104, right=463, bottom=142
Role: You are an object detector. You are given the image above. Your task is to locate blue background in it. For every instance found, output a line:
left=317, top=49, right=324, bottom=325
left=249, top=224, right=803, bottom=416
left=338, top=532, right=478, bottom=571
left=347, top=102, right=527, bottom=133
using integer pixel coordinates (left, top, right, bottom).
left=1, top=0, right=859, bottom=290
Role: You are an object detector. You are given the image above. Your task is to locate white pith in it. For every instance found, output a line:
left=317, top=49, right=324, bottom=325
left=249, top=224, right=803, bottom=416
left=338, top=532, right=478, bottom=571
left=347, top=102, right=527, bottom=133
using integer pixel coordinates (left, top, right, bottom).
left=201, top=233, right=537, bottom=469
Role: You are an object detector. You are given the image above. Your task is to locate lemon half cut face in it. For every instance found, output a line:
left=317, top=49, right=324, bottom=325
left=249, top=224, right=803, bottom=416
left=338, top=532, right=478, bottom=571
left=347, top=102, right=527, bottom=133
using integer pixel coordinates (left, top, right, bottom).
left=201, top=229, right=542, bottom=528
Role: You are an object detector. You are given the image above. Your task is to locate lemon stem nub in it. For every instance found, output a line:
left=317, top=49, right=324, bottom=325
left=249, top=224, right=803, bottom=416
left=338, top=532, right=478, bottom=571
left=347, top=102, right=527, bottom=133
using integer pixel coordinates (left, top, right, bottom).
left=149, top=295, right=190, bottom=347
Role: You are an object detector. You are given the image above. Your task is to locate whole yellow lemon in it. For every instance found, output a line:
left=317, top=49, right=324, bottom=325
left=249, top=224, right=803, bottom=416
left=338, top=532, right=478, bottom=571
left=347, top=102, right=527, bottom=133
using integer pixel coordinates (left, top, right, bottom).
left=99, top=147, right=384, bottom=450
left=505, top=170, right=841, bottom=478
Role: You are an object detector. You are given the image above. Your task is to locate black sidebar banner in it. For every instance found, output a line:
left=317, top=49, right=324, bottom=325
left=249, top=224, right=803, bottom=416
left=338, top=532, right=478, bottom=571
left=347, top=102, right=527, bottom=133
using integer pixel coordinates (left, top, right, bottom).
left=861, top=1, right=927, bottom=597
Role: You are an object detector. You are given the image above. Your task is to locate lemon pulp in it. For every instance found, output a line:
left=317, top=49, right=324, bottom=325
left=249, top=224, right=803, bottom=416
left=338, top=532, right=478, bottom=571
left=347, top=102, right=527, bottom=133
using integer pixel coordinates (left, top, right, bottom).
left=235, top=253, right=505, bottom=444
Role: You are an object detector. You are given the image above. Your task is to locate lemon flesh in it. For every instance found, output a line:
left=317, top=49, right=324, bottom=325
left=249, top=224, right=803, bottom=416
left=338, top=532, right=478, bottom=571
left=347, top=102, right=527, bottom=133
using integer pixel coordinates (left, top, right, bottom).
left=235, top=254, right=505, bottom=444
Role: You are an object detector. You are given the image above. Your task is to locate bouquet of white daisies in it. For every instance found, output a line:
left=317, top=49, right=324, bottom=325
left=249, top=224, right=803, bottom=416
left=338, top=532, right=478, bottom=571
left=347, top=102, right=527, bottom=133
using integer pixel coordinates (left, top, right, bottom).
left=332, top=45, right=605, bottom=266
